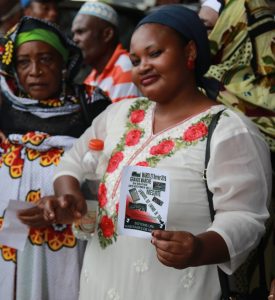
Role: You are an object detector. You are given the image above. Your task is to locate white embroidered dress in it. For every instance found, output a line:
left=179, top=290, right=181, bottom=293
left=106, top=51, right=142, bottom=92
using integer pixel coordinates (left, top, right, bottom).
left=54, top=98, right=271, bottom=300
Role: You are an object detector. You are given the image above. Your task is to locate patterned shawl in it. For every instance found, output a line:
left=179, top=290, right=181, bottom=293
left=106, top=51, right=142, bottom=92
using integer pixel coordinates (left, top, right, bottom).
left=205, top=0, right=275, bottom=151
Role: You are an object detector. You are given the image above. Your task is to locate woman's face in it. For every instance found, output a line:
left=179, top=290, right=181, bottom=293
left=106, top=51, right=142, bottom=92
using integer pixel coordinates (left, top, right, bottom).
left=16, top=41, right=63, bottom=100
left=130, top=24, right=191, bottom=103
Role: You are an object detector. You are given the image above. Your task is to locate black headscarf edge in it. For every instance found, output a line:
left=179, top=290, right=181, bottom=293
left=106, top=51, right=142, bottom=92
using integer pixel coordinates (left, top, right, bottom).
left=136, top=5, right=211, bottom=88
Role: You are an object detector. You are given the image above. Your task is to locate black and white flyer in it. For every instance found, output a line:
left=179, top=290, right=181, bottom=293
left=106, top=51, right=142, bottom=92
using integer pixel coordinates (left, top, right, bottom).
left=118, top=166, right=170, bottom=239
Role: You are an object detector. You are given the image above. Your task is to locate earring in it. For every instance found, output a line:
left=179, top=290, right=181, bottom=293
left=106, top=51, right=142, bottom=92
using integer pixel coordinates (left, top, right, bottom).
left=187, top=58, right=195, bottom=70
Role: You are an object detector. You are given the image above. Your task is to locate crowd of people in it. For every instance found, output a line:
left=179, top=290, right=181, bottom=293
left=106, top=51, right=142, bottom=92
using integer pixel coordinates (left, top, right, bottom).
left=0, top=1, right=274, bottom=300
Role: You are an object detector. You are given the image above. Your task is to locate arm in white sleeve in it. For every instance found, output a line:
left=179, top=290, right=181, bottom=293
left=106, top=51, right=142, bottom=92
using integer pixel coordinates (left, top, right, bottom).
left=200, top=0, right=221, bottom=12
left=206, top=112, right=272, bottom=274
left=53, top=104, right=112, bottom=183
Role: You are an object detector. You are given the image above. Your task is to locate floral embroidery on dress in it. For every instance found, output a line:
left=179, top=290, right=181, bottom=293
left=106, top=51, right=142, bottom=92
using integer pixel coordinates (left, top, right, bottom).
left=97, top=98, right=225, bottom=248
left=180, top=269, right=195, bottom=289
left=97, top=99, right=151, bottom=248
left=133, top=258, right=149, bottom=273
left=107, top=288, right=120, bottom=300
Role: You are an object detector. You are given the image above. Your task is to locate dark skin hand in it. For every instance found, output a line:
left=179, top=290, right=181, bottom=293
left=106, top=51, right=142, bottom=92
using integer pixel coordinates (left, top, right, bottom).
left=18, top=176, right=87, bottom=227
left=151, top=230, right=230, bottom=269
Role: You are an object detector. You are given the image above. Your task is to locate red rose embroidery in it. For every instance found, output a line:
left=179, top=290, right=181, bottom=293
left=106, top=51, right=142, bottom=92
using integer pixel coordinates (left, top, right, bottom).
left=107, top=151, right=124, bottom=173
left=136, top=161, right=149, bottom=167
left=98, top=183, right=107, bottom=208
left=125, top=129, right=142, bottom=146
left=183, top=122, right=208, bottom=142
left=130, top=110, right=145, bottom=124
left=150, top=140, right=175, bottom=155
left=100, top=215, right=115, bottom=238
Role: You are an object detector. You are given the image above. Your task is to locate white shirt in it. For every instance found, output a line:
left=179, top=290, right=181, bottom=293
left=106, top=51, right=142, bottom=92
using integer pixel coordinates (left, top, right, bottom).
left=54, top=98, right=271, bottom=300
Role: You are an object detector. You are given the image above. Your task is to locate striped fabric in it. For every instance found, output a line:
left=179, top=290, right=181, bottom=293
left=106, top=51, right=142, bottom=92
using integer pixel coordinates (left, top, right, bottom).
left=84, top=43, right=141, bottom=103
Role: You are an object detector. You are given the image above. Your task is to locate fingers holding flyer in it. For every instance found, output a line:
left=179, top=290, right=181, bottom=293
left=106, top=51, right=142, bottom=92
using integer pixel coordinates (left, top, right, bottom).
left=151, top=230, right=200, bottom=269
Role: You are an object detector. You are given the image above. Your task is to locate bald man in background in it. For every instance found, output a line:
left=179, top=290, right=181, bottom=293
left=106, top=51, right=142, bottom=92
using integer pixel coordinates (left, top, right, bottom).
left=72, top=1, right=141, bottom=103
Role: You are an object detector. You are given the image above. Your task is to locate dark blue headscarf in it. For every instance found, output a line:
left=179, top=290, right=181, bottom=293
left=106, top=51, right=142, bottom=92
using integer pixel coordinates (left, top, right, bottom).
left=136, top=5, right=211, bottom=89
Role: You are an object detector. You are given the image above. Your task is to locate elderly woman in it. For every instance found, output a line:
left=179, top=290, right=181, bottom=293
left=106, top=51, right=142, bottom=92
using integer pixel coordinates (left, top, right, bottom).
left=0, top=16, right=111, bottom=300
left=19, top=6, right=272, bottom=300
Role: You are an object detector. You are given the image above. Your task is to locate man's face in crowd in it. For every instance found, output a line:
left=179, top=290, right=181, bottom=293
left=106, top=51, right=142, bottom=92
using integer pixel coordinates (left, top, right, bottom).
left=72, top=14, right=107, bottom=66
left=24, top=1, right=58, bottom=23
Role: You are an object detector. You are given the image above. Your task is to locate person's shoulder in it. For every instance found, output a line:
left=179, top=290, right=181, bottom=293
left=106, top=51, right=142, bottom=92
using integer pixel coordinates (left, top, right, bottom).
left=106, top=97, right=149, bottom=113
left=214, top=106, right=267, bottom=142
left=218, top=107, right=258, bottom=130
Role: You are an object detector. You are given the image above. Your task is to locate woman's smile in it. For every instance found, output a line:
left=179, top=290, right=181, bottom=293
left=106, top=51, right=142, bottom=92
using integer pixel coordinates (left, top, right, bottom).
left=140, top=74, right=160, bottom=87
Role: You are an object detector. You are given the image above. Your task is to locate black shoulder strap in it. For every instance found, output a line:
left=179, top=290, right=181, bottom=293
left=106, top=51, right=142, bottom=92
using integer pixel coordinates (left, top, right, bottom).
left=204, top=109, right=231, bottom=300
left=204, top=109, right=225, bottom=221
left=204, top=109, right=269, bottom=300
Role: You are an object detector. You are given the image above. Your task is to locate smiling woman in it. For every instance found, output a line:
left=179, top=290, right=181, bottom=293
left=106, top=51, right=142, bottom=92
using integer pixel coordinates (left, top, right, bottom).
left=22, top=5, right=272, bottom=300
left=0, top=16, right=111, bottom=300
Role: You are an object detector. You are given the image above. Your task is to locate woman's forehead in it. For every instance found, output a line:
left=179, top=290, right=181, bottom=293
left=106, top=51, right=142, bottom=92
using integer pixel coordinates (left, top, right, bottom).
left=16, top=40, right=57, bottom=54
left=130, top=24, right=181, bottom=49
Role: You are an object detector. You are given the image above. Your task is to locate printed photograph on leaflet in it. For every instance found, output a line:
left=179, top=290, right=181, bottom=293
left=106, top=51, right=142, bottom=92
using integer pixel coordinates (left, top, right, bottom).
left=118, top=166, right=170, bottom=239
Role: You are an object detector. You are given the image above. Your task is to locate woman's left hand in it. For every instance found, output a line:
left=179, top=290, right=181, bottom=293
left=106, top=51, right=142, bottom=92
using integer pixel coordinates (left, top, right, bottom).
left=18, top=199, right=53, bottom=228
left=151, top=230, right=200, bottom=269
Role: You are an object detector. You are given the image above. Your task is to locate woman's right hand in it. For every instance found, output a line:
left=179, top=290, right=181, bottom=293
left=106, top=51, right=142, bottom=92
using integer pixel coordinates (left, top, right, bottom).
left=42, top=193, right=87, bottom=224
left=18, top=194, right=87, bottom=227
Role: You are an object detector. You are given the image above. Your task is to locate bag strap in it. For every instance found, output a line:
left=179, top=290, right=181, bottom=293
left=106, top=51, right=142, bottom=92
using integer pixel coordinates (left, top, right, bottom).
left=204, top=109, right=225, bottom=221
left=204, top=109, right=269, bottom=300
left=204, top=109, right=231, bottom=300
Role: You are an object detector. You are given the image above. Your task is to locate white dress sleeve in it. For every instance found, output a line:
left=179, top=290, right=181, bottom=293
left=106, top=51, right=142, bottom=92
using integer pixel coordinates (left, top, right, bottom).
left=206, top=111, right=272, bottom=274
left=53, top=99, right=134, bottom=183
left=53, top=104, right=111, bottom=183
left=200, top=0, right=221, bottom=12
